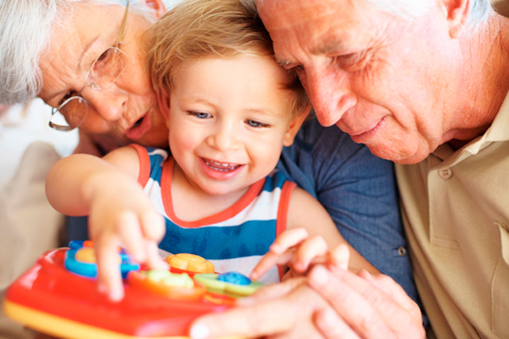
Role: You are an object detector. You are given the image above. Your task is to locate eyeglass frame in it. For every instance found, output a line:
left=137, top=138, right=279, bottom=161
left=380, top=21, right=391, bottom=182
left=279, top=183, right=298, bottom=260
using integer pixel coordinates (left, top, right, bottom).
left=48, top=1, right=130, bottom=131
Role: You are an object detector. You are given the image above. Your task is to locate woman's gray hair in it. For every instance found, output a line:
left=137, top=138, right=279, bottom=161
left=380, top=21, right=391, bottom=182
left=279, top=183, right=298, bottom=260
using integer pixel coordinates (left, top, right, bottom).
left=0, top=0, right=158, bottom=105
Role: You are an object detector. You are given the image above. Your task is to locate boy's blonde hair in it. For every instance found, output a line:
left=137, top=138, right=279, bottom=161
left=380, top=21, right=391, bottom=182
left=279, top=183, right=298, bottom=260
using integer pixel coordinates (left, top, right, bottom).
left=147, top=0, right=309, bottom=116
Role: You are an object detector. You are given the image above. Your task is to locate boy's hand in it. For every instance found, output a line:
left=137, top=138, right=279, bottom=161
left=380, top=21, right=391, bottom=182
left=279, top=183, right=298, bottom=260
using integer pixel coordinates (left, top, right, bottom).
left=250, top=228, right=350, bottom=280
left=87, top=173, right=168, bottom=301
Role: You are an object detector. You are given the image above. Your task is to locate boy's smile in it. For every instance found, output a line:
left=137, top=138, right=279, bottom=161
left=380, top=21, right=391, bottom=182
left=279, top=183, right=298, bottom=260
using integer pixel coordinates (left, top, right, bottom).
left=200, top=157, right=244, bottom=180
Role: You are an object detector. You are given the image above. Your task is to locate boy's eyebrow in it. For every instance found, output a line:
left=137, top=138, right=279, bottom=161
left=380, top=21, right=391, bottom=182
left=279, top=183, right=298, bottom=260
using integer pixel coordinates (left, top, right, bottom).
left=245, top=107, right=284, bottom=118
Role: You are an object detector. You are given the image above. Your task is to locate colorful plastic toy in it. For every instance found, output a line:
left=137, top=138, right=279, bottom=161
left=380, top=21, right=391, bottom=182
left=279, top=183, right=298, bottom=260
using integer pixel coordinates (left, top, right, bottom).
left=3, top=241, right=262, bottom=339
left=194, top=272, right=264, bottom=298
left=165, top=253, right=215, bottom=274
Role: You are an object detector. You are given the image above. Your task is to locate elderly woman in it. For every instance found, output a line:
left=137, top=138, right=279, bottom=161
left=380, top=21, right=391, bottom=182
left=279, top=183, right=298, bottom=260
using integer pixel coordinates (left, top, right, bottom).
left=0, top=0, right=418, bottom=338
left=1, top=0, right=168, bottom=155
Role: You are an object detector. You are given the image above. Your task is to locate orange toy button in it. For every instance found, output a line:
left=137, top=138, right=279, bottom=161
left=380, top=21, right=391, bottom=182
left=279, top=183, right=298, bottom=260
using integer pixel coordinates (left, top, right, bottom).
left=74, top=248, right=121, bottom=264
left=127, top=270, right=206, bottom=300
left=165, top=253, right=215, bottom=273
left=74, top=248, right=96, bottom=263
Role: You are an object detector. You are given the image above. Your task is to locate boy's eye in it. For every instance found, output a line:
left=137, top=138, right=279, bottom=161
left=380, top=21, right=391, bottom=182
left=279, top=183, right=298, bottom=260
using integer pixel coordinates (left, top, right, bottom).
left=246, top=120, right=268, bottom=128
left=188, top=111, right=211, bottom=119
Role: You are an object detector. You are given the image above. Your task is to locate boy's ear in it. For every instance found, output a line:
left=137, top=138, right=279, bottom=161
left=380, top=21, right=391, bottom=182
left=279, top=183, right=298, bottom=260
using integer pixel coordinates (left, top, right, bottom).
left=142, top=0, right=166, bottom=19
left=156, top=87, right=170, bottom=124
left=283, top=105, right=312, bottom=147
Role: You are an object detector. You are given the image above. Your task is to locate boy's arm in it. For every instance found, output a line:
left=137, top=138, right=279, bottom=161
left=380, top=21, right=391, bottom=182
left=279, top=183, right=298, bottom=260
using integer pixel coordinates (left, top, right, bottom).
left=45, top=147, right=167, bottom=301
left=252, top=187, right=378, bottom=280
left=287, top=187, right=378, bottom=273
left=46, top=147, right=140, bottom=215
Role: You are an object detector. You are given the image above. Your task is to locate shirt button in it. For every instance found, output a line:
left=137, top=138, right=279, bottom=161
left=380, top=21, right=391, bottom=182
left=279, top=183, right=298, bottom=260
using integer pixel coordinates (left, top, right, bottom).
left=398, top=246, right=407, bottom=256
left=438, top=168, right=453, bottom=179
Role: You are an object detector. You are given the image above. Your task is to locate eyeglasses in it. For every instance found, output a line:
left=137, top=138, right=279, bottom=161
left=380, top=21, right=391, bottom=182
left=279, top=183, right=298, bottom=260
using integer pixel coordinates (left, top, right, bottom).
left=49, top=1, right=130, bottom=131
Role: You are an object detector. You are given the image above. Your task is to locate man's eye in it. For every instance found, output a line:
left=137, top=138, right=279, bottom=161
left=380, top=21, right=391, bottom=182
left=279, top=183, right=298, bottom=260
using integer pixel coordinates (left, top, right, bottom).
left=246, top=120, right=268, bottom=128
left=289, top=64, right=304, bottom=72
left=335, top=50, right=370, bottom=71
left=188, top=111, right=211, bottom=119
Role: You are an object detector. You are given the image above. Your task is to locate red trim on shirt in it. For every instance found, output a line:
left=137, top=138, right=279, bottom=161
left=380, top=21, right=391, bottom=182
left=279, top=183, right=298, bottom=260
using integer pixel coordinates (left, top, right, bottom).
left=161, top=157, right=267, bottom=228
left=128, top=144, right=150, bottom=186
left=276, top=180, right=296, bottom=280
left=276, top=180, right=296, bottom=237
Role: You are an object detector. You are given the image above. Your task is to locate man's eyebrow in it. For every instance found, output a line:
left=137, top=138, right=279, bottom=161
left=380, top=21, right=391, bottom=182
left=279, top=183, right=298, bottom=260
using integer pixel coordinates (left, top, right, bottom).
left=275, top=40, right=347, bottom=67
left=312, top=40, right=346, bottom=55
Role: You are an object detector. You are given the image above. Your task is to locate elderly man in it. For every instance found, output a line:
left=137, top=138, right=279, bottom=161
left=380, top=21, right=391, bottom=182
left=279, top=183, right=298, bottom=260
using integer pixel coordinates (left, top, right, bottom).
left=189, top=0, right=509, bottom=338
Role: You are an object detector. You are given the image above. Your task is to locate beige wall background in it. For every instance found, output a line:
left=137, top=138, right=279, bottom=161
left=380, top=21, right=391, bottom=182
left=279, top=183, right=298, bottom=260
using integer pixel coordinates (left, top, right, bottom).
left=493, top=0, right=509, bottom=16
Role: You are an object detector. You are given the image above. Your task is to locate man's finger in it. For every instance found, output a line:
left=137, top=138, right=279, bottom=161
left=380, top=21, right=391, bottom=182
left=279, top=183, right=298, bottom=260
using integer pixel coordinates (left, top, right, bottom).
left=189, top=293, right=301, bottom=338
left=314, top=307, right=361, bottom=339
left=238, top=277, right=306, bottom=305
left=307, top=266, right=395, bottom=338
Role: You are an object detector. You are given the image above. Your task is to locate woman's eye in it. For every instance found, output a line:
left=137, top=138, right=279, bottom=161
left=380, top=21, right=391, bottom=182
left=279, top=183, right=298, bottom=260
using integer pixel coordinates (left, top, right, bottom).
left=59, top=91, right=76, bottom=105
left=246, top=120, right=268, bottom=128
left=188, top=111, right=211, bottom=119
left=91, top=48, right=115, bottom=74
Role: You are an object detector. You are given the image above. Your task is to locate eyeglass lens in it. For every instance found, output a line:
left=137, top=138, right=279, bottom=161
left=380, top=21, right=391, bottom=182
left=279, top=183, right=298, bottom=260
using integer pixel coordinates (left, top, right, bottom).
left=51, top=48, right=127, bottom=129
left=88, top=47, right=127, bottom=89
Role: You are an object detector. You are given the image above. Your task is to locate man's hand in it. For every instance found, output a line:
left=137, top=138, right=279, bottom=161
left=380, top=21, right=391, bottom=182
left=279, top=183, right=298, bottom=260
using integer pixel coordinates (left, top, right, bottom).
left=189, top=277, right=338, bottom=338
left=188, top=265, right=425, bottom=338
left=308, top=266, right=425, bottom=339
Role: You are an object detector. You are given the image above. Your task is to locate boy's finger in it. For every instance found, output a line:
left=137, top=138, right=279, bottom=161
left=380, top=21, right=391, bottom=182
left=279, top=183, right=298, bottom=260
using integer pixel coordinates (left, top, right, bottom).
left=250, top=250, right=293, bottom=280
left=270, top=227, right=309, bottom=254
left=95, top=239, right=124, bottom=302
left=328, top=243, right=350, bottom=271
left=118, top=211, right=146, bottom=262
left=145, top=241, right=168, bottom=270
left=294, top=235, right=328, bottom=272
left=140, top=208, right=166, bottom=241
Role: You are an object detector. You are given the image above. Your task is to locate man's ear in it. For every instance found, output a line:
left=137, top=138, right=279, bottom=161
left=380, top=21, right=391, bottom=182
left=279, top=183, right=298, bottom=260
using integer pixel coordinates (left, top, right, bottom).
left=283, top=105, right=312, bottom=147
left=142, top=0, right=166, bottom=19
left=439, top=0, right=469, bottom=38
left=156, top=87, right=171, bottom=126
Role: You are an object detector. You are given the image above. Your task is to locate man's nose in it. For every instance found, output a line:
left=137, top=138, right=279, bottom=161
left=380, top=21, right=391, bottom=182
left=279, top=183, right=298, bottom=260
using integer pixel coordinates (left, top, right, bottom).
left=303, top=68, right=356, bottom=127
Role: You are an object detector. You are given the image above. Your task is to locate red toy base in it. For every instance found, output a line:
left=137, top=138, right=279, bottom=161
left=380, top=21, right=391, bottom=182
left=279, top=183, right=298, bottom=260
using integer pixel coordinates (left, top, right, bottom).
left=3, top=248, right=243, bottom=338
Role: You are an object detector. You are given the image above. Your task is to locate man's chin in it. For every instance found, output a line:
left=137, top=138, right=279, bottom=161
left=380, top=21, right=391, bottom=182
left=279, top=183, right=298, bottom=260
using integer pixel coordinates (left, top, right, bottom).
left=368, top=144, right=427, bottom=165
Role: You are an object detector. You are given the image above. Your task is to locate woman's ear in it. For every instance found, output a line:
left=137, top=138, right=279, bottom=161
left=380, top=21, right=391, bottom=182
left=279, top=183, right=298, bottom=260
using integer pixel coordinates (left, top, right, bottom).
left=156, top=87, right=171, bottom=126
left=283, top=105, right=312, bottom=147
left=142, top=0, right=166, bottom=19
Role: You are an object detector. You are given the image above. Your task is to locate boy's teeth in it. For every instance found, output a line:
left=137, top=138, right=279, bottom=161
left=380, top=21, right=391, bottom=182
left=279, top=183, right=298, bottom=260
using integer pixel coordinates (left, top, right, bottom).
left=211, top=160, right=233, bottom=167
left=204, top=159, right=239, bottom=171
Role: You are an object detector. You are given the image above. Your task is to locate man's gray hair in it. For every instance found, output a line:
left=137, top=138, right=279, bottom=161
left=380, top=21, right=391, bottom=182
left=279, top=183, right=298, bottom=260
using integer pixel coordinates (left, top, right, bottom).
left=253, top=0, right=493, bottom=28
left=364, top=0, right=492, bottom=24
left=0, top=0, right=158, bottom=105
